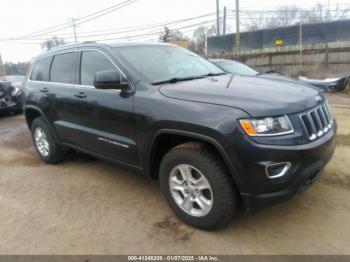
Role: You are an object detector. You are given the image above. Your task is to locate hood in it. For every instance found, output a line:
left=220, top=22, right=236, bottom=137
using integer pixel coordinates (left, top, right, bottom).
left=158, top=74, right=321, bottom=117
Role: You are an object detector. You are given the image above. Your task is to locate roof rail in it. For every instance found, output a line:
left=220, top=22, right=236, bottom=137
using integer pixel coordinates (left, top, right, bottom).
left=51, top=41, right=97, bottom=51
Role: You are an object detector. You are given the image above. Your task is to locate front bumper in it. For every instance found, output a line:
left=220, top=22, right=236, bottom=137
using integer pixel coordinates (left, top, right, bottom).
left=224, top=121, right=337, bottom=210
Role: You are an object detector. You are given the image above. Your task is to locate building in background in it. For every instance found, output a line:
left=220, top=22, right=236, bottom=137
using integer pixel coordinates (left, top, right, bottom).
left=207, top=19, right=350, bottom=54
left=207, top=19, right=350, bottom=78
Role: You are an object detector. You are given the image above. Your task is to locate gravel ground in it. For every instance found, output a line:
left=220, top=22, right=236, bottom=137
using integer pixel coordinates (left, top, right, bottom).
left=0, top=93, right=349, bottom=255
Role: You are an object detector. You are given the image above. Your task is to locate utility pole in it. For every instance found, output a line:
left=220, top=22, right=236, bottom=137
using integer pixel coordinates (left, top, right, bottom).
left=72, top=17, right=78, bottom=43
left=223, top=7, right=227, bottom=35
left=235, top=0, right=240, bottom=59
left=216, top=0, right=220, bottom=36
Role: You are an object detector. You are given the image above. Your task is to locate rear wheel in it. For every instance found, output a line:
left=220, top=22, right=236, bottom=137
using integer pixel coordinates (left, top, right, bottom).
left=31, top=117, right=66, bottom=164
left=159, top=142, right=239, bottom=230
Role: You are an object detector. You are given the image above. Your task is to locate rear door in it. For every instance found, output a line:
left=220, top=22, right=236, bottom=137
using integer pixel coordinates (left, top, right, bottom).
left=67, top=49, right=138, bottom=167
left=26, top=56, right=53, bottom=115
left=48, top=52, right=80, bottom=142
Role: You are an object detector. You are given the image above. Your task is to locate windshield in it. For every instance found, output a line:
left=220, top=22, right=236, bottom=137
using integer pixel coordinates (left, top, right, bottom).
left=216, top=61, right=259, bottom=76
left=0, top=75, right=25, bottom=83
left=115, top=45, right=224, bottom=84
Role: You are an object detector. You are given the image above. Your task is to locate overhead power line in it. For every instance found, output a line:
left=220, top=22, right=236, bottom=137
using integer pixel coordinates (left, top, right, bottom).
left=4, top=0, right=139, bottom=41
left=3, top=4, right=350, bottom=41
left=56, top=11, right=217, bottom=37
left=84, top=19, right=218, bottom=42
left=4, top=12, right=218, bottom=42
left=31, top=0, right=139, bottom=39
left=4, top=5, right=350, bottom=45
left=75, top=0, right=140, bottom=26
left=7, top=17, right=218, bottom=44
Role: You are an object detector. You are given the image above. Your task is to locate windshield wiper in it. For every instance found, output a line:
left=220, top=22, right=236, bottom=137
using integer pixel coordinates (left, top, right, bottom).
left=201, top=72, right=226, bottom=77
left=151, top=76, right=205, bottom=85
left=151, top=73, right=226, bottom=85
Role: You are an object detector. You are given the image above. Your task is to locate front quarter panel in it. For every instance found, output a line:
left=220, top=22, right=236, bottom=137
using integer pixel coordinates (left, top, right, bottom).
left=134, top=81, right=249, bottom=179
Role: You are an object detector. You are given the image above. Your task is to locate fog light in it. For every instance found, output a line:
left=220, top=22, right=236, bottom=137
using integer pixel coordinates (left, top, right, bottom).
left=265, top=162, right=291, bottom=179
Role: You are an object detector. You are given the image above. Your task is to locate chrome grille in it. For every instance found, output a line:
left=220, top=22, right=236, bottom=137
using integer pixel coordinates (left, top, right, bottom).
left=300, top=103, right=333, bottom=140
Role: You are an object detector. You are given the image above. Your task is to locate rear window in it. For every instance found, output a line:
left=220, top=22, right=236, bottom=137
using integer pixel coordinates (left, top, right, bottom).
left=30, top=56, right=52, bottom=81
left=50, top=52, right=76, bottom=84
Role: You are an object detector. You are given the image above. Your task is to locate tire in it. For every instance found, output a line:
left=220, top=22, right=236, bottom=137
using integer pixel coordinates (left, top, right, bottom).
left=31, top=117, right=66, bottom=164
left=159, top=142, right=239, bottom=230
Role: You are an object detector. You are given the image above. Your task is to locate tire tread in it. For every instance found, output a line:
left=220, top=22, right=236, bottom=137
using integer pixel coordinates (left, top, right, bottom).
left=160, top=141, right=239, bottom=230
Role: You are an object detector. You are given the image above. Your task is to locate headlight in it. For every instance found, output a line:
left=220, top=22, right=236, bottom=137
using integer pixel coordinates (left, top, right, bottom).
left=239, top=115, right=294, bottom=136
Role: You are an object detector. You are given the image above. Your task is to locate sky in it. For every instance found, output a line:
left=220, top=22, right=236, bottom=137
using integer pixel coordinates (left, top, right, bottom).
left=0, top=0, right=349, bottom=63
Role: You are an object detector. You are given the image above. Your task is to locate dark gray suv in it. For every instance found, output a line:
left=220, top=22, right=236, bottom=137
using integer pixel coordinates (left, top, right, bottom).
left=23, top=42, right=336, bottom=229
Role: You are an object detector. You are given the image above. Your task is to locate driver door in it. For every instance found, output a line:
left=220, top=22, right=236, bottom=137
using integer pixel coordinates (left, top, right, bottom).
left=68, top=50, right=138, bottom=167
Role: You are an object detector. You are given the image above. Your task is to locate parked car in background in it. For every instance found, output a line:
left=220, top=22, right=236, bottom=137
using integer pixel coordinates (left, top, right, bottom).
left=299, top=75, right=349, bottom=92
left=0, top=81, right=24, bottom=114
left=210, top=59, right=303, bottom=85
left=210, top=59, right=260, bottom=76
left=24, top=42, right=336, bottom=230
left=210, top=59, right=348, bottom=92
left=0, top=75, right=25, bottom=89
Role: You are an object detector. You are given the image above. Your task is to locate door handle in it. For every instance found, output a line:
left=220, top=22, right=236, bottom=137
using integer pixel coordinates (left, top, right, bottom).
left=74, top=92, right=87, bottom=99
left=40, top=88, right=49, bottom=93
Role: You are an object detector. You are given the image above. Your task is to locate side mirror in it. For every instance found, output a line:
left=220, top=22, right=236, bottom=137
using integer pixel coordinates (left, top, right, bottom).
left=93, top=70, right=129, bottom=91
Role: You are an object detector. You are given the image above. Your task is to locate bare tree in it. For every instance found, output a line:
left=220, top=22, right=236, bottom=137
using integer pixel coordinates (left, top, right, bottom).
left=243, top=5, right=301, bottom=31
left=159, top=26, right=186, bottom=43
left=172, top=30, right=185, bottom=41
left=191, top=25, right=217, bottom=54
left=159, top=26, right=172, bottom=42
left=242, top=3, right=350, bottom=31
left=41, top=36, right=65, bottom=50
left=302, top=3, right=350, bottom=23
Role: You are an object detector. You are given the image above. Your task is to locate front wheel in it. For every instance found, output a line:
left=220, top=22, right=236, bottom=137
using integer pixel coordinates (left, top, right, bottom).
left=159, top=142, right=239, bottom=230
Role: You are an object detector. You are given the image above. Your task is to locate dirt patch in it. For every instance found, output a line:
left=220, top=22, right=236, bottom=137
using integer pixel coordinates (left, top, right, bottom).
left=0, top=115, right=48, bottom=167
left=2, top=130, right=32, bottom=151
left=325, top=93, right=350, bottom=107
left=321, top=172, right=350, bottom=191
left=15, top=151, right=43, bottom=167
left=336, top=134, right=350, bottom=146
left=0, top=147, right=42, bottom=168
left=152, top=215, right=194, bottom=243
left=0, top=115, right=32, bottom=151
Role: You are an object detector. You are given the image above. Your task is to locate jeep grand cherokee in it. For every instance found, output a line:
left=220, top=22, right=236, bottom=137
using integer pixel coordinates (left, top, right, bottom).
left=23, top=42, right=336, bottom=230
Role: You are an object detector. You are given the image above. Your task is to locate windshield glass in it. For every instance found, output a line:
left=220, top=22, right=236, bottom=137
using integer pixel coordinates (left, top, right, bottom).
left=115, top=45, right=224, bottom=83
left=216, top=61, right=259, bottom=76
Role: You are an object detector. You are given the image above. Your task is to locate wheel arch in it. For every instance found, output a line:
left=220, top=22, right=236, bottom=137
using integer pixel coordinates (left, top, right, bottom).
left=147, top=129, right=245, bottom=192
left=25, top=106, right=43, bottom=130
left=24, top=105, right=60, bottom=142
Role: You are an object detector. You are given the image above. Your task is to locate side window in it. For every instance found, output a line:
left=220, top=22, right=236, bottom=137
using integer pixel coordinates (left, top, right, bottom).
left=30, top=56, right=52, bottom=81
left=80, top=51, right=118, bottom=86
left=50, top=52, right=76, bottom=84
